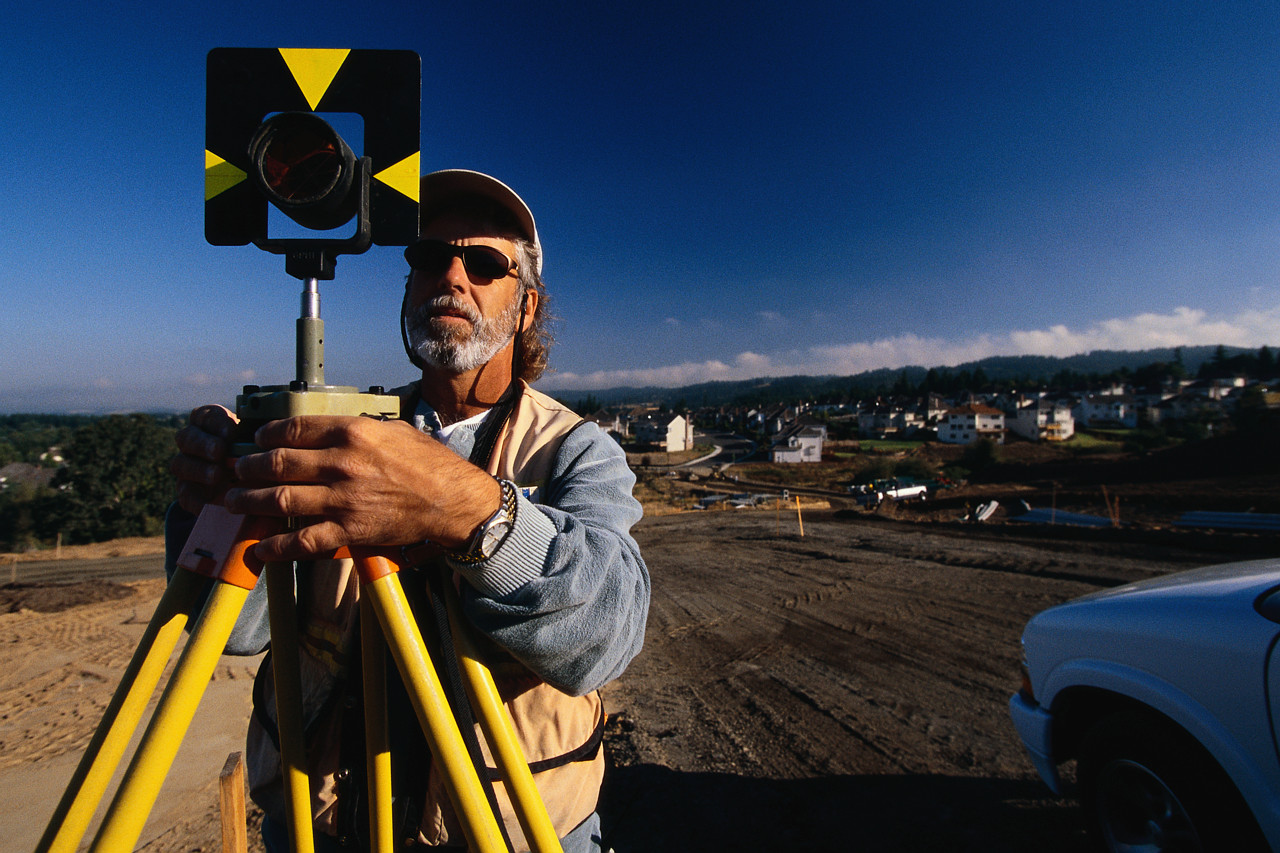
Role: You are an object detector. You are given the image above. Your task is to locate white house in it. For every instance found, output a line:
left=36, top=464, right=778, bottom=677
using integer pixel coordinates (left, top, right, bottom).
left=857, top=403, right=923, bottom=439
left=1075, top=395, right=1139, bottom=428
left=937, top=404, right=1006, bottom=445
left=635, top=414, right=694, bottom=452
left=1008, top=399, right=1075, bottom=442
left=770, top=423, right=826, bottom=463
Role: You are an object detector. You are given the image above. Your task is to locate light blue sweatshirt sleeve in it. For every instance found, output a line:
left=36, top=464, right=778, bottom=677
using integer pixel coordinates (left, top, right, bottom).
left=452, top=422, right=650, bottom=696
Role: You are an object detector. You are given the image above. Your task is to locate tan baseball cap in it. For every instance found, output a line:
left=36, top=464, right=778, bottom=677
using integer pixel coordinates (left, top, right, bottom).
left=417, top=169, right=542, bottom=274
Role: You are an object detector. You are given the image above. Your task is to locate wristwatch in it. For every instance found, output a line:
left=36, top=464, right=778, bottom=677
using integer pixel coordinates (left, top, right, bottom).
left=450, top=478, right=517, bottom=563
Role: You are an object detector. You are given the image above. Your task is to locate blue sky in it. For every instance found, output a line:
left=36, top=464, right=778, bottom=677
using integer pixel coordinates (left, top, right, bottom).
left=2, top=1, right=1279, bottom=413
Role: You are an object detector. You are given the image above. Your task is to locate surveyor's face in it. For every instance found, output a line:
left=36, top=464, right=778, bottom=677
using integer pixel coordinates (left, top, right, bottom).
left=404, top=214, right=527, bottom=372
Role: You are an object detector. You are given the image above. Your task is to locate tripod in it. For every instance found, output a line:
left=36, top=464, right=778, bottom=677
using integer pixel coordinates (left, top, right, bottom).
left=35, top=273, right=564, bottom=853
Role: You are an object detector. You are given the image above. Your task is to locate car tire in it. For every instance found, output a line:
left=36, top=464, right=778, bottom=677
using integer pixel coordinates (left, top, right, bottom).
left=1076, top=710, right=1268, bottom=852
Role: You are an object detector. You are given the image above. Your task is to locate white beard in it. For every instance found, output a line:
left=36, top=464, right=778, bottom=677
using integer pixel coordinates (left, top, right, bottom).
left=406, top=293, right=521, bottom=373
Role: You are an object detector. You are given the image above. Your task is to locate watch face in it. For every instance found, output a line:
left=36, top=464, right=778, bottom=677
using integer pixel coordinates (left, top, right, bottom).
left=480, top=519, right=512, bottom=558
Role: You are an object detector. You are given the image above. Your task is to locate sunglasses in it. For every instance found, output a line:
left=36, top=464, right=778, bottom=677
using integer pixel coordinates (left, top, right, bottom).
left=404, top=240, right=518, bottom=281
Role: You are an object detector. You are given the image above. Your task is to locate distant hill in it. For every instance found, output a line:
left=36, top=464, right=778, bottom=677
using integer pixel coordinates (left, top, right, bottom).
left=546, top=345, right=1258, bottom=409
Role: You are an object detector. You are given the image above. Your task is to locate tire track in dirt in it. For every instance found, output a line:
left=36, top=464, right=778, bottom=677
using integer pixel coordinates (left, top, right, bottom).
left=0, top=580, right=165, bottom=768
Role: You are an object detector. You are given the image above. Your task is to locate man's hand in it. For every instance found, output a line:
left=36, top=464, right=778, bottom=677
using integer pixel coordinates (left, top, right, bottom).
left=223, top=415, right=501, bottom=563
left=171, top=405, right=240, bottom=515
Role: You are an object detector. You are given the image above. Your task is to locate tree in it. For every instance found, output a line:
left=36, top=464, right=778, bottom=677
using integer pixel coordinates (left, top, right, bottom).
left=0, top=479, right=58, bottom=552
left=1233, top=384, right=1271, bottom=436
left=50, top=415, right=177, bottom=543
left=572, top=393, right=600, bottom=415
left=1258, top=346, right=1275, bottom=376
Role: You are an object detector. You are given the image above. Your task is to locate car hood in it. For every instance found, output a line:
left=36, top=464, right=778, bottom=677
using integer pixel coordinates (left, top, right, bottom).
left=1058, top=558, right=1280, bottom=612
left=1022, top=558, right=1280, bottom=702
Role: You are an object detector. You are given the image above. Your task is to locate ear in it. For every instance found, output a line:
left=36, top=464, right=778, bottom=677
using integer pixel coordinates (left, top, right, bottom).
left=520, top=287, right=538, bottom=328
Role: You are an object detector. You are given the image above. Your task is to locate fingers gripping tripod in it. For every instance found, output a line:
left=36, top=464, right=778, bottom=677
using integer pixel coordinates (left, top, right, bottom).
left=36, top=284, right=564, bottom=853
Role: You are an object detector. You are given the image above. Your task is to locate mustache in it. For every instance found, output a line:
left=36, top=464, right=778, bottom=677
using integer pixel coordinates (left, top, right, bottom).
left=410, top=295, right=481, bottom=326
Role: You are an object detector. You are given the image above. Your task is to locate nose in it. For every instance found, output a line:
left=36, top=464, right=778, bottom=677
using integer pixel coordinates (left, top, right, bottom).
left=409, top=256, right=470, bottom=302
left=440, top=254, right=471, bottom=285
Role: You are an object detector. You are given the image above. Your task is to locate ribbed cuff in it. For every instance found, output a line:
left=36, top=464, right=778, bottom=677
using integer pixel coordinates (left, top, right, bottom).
left=447, top=492, right=556, bottom=598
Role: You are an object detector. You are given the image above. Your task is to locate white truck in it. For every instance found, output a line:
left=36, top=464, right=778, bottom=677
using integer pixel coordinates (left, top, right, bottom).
left=849, top=479, right=929, bottom=507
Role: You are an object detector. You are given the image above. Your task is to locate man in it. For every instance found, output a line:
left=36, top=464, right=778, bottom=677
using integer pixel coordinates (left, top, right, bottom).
left=169, top=170, right=650, bottom=851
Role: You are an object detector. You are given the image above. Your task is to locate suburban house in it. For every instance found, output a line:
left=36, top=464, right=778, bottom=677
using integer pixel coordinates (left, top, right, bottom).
left=1074, top=394, right=1139, bottom=428
left=937, top=404, right=1006, bottom=445
left=1008, top=399, right=1075, bottom=442
left=1186, top=376, right=1246, bottom=400
left=770, top=422, right=827, bottom=463
left=762, top=406, right=803, bottom=435
left=857, top=403, right=923, bottom=439
left=634, top=413, right=694, bottom=452
left=581, top=409, right=624, bottom=441
left=924, top=393, right=950, bottom=426
left=1149, top=392, right=1228, bottom=426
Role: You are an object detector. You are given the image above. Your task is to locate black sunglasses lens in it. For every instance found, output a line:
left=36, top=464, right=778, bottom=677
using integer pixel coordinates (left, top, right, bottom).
left=405, top=241, right=451, bottom=275
left=460, top=246, right=511, bottom=279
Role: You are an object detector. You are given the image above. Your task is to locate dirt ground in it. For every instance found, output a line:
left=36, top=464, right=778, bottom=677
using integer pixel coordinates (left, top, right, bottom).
left=596, top=510, right=1274, bottom=852
left=3, top=469, right=1277, bottom=850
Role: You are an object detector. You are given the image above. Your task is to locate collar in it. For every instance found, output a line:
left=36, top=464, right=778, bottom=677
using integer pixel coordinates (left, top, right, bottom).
left=412, top=398, right=493, bottom=459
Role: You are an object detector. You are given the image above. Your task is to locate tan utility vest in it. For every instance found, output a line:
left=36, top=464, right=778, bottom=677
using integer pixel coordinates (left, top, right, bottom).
left=246, top=383, right=604, bottom=849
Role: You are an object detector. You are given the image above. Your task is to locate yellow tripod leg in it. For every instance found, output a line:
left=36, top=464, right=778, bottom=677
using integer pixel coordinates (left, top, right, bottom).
left=264, top=561, right=316, bottom=853
left=360, top=596, right=395, bottom=853
left=35, top=568, right=206, bottom=853
left=88, top=580, right=251, bottom=852
left=359, top=570, right=508, bottom=853
left=443, top=582, right=564, bottom=853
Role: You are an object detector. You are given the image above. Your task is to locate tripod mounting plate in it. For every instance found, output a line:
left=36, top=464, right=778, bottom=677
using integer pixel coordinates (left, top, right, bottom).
left=232, top=385, right=402, bottom=456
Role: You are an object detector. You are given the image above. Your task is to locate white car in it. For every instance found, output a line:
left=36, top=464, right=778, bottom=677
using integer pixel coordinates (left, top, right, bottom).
left=1009, top=558, right=1280, bottom=852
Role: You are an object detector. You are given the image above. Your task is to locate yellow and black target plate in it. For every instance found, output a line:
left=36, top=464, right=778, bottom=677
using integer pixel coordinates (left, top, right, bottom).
left=205, top=47, right=420, bottom=246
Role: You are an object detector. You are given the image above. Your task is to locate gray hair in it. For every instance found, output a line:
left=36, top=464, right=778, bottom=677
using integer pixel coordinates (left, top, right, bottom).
left=512, top=238, right=552, bottom=381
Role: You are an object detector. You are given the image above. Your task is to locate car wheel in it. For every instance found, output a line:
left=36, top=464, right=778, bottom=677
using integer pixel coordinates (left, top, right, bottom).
left=1076, top=710, right=1267, bottom=852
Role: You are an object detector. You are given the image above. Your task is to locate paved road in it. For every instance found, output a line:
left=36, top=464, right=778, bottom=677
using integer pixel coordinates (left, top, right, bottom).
left=6, top=553, right=165, bottom=585
left=695, top=431, right=756, bottom=466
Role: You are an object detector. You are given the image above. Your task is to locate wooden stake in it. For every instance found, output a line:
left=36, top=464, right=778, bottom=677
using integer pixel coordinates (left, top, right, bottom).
left=1102, top=486, right=1121, bottom=527
left=795, top=495, right=805, bottom=537
left=220, top=752, right=248, bottom=853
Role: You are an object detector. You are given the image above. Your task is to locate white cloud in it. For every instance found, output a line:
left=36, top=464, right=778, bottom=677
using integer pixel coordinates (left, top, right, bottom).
left=551, top=359, right=736, bottom=389
left=543, top=304, right=1280, bottom=389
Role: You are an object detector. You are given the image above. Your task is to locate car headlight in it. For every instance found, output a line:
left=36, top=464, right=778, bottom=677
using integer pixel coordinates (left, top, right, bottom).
left=1018, top=652, right=1036, bottom=703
